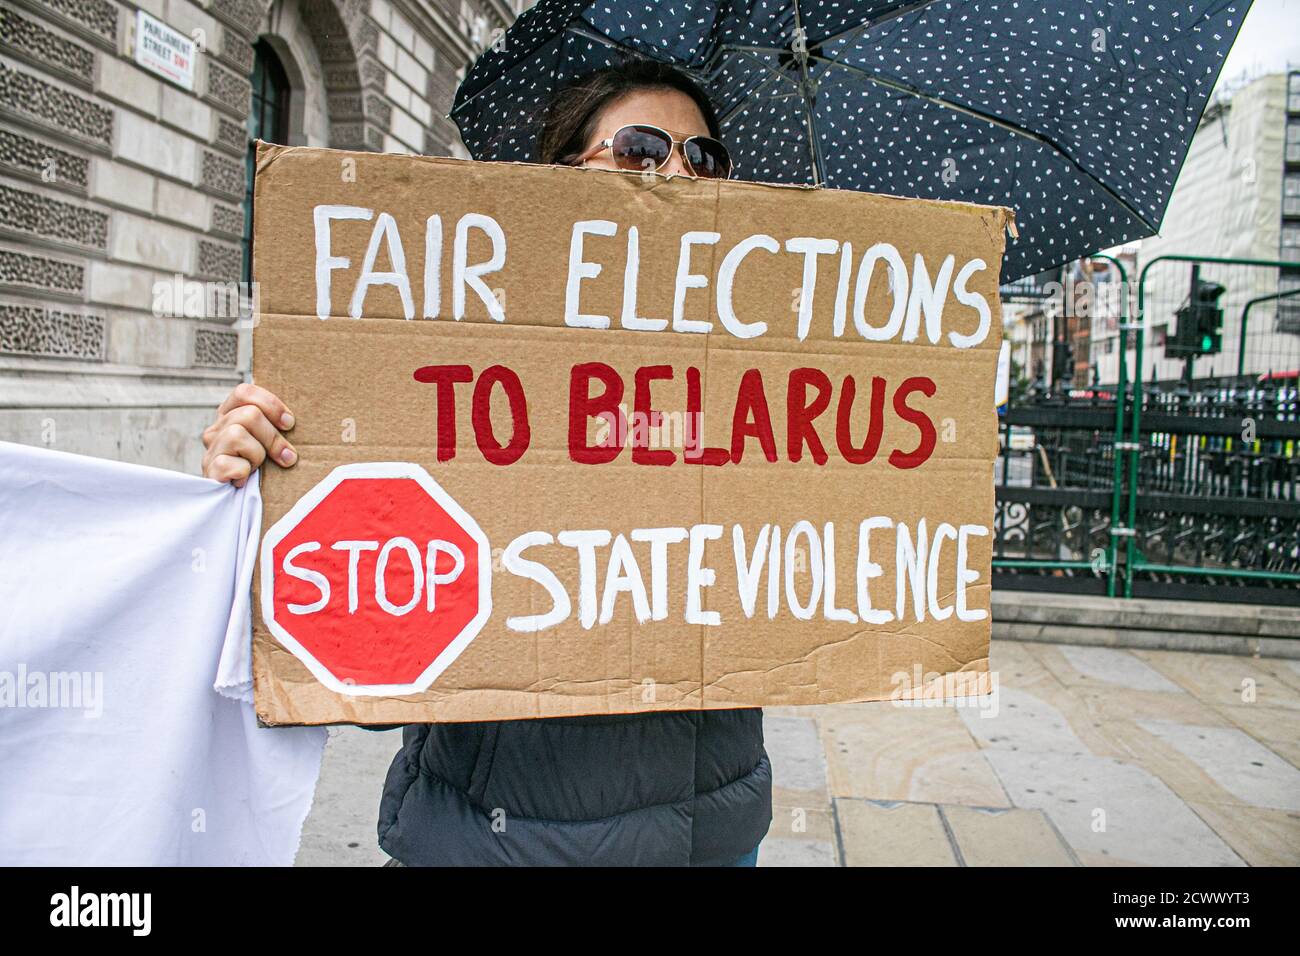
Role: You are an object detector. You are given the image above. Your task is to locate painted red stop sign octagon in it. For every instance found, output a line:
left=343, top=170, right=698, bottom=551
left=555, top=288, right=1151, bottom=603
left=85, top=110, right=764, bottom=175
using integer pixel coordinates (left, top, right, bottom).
left=260, top=462, right=491, bottom=696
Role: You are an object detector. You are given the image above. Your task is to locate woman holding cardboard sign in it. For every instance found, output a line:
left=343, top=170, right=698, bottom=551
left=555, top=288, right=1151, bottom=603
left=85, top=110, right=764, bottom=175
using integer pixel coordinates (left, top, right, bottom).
left=202, top=59, right=772, bottom=867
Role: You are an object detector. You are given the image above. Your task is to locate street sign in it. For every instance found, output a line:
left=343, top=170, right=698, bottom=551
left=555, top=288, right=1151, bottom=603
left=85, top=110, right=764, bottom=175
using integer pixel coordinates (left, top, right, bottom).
left=134, top=10, right=195, bottom=91
left=259, top=462, right=492, bottom=696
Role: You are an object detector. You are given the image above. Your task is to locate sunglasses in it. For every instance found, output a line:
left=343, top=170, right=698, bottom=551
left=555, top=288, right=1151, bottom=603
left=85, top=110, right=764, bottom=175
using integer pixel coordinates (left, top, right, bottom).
left=574, top=124, right=733, bottom=179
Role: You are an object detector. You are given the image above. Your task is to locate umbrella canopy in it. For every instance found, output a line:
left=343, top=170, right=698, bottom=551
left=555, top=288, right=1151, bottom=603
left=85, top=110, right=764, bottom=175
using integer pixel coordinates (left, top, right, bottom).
left=451, top=0, right=1251, bottom=282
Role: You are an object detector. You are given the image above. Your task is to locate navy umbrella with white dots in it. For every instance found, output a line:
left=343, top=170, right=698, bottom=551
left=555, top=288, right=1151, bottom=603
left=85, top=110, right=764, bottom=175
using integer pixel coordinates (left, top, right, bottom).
left=451, top=0, right=1250, bottom=282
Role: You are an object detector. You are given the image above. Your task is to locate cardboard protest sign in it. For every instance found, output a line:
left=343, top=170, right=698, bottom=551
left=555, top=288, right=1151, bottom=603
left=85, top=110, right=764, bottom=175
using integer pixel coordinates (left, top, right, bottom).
left=250, top=142, right=1011, bottom=725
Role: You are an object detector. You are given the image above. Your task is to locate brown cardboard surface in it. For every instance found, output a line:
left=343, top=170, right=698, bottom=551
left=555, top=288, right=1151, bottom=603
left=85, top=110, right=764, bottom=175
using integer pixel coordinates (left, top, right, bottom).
left=251, top=142, right=1011, bottom=725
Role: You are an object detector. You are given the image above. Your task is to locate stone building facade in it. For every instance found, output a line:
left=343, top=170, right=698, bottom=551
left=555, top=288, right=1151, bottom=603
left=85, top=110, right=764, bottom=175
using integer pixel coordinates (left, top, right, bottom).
left=0, top=0, right=522, bottom=472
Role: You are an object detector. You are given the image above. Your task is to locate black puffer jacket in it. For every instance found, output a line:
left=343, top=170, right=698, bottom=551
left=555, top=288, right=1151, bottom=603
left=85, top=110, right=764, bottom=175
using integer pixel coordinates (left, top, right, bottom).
left=377, top=708, right=771, bottom=866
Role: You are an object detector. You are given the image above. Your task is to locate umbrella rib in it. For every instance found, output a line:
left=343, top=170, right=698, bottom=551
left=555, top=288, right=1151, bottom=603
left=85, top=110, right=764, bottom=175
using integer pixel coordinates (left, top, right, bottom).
left=807, top=0, right=936, bottom=50
left=791, top=0, right=825, bottom=186
left=565, top=20, right=656, bottom=58
left=722, top=48, right=800, bottom=85
left=717, top=62, right=795, bottom=125
left=707, top=43, right=796, bottom=69
left=812, top=55, right=1158, bottom=232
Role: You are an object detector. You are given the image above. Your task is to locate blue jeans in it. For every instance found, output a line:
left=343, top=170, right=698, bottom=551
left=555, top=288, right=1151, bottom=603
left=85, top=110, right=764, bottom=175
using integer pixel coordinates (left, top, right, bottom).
left=692, top=844, right=759, bottom=867
left=729, top=845, right=760, bottom=867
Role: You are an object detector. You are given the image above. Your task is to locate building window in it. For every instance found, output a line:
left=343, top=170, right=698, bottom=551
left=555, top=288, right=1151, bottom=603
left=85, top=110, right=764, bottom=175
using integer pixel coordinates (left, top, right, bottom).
left=1285, top=173, right=1300, bottom=218
left=1283, top=224, right=1300, bottom=263
left=1279, top=271, right=1300, bottom=334
left=243, top=40, right=292, bottom=284
left=1286, top=118, right=1300, bottom=165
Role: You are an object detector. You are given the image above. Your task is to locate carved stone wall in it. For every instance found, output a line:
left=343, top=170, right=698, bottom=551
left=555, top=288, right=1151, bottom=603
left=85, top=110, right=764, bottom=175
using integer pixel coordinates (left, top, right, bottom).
left=0, top=61, right=113, bottom=146
left=0, top=248, right=85, bottom=298
left=197, top=239, right=241, bottom=282
left=0, top=303, right=104, bottom=359
left=0, top=0, right=516, bottom=473
left=35, top=0, right=119, bottom=43
left=0, top=7, right=97, bottom=84
left=199, top=149, right=245, bottom=200
left=0, top=183, right=108, bottom=250
left=193, top=327, right=239, bottom=368
left=205, top=58, right=253, bottom=116
left=0, top=127, right=89, bottom=190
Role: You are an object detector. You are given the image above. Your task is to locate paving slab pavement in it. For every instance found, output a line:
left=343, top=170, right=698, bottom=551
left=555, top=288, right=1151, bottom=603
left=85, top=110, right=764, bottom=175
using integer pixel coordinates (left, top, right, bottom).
left=296, top=726, right=394, bottom=867
left=298, top=640, right=1300, bottom=866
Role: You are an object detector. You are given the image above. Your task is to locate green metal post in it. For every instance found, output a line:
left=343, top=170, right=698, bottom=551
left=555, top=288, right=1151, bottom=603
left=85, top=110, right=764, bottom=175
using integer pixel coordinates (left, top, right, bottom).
left=1094, top=254, right=1127, bottom=598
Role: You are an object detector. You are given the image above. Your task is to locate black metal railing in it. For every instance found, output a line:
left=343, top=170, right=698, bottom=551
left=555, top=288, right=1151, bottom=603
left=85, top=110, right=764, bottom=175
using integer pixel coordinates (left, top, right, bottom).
left=993, top=255, right=1300, bottom=606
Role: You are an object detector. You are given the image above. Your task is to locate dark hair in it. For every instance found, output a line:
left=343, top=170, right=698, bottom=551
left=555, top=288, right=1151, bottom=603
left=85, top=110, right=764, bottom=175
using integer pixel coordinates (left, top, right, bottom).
left=536, top=59, right=721, bottom=165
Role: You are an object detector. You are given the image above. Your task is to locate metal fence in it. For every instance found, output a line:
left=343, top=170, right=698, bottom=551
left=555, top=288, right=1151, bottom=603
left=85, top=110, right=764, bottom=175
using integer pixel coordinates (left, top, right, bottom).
left=994, top=254, right=1300, bottom=606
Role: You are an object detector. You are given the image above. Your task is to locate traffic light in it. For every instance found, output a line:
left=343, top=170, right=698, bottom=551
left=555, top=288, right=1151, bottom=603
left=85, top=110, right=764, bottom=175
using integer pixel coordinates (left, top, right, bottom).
left=1170, top=278, right=1225, bottom=356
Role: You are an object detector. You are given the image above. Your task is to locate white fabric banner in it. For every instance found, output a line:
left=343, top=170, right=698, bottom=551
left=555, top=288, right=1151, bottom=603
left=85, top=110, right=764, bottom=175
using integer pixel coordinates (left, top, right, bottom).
left=0, top=441, right=326, bottom=865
